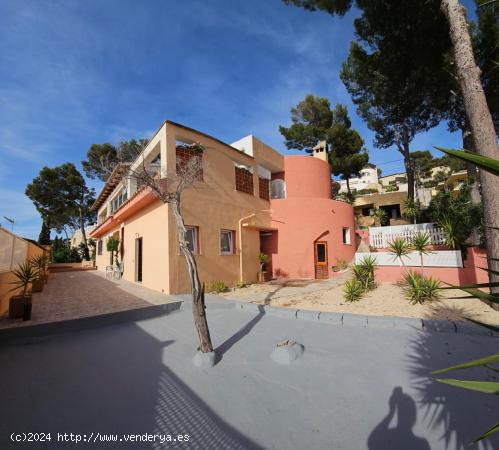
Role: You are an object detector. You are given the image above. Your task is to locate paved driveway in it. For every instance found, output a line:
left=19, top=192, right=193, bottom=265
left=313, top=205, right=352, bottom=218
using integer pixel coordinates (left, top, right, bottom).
left=0, top=270, right=176, bottom=329
left=0, top=297, right=497, bottom=450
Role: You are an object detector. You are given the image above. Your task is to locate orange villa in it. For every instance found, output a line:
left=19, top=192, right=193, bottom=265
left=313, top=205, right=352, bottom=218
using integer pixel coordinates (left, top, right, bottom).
left=90, top=121, right=356, bottom=295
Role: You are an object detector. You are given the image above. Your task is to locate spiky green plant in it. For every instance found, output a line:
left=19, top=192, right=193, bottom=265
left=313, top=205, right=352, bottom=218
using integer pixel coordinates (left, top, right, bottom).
left=10, top=262, right=39, bottom=297
left=402, top=197, right=419, bottom=223
left=402, top=271, right=441, bottom=304
left=411, top=231, right=432, bottom=267
left=353, top=255, right=376, bottom=290
left=343, top=278, right=364, bottom=303
left=438, top=215, right=466, bottom=251
left=373, top=207, right=388, bottom=226
left=387, top=237, right=411, bottom=266
left=30, top=254, right=48, bottom=278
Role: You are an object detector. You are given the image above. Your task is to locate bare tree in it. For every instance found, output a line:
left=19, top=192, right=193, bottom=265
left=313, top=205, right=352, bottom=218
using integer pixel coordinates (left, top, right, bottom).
left=440, top=0, right=499, bottom=291
left=125, top=144, right=214, bottom=353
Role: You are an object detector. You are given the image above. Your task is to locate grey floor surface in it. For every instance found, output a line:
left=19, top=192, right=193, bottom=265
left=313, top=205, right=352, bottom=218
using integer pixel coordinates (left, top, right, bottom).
left=0, top=296, right=498, bottom=450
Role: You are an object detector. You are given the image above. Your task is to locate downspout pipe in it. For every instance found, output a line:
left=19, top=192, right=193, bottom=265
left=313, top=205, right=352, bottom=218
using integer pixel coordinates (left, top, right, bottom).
left=238, top=213, right=256, bottom=283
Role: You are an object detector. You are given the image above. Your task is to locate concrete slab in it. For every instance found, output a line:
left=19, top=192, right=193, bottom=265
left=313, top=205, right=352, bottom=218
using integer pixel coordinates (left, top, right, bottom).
left=0, top=301, right=497, bottom=450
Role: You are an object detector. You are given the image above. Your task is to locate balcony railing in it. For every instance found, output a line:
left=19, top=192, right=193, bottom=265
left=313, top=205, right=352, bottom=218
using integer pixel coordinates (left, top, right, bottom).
left=369, top=222, right=446, bottom=249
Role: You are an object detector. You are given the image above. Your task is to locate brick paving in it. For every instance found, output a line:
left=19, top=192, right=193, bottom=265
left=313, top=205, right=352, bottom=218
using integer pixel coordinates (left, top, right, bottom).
left=0, top=270, right=177, bottom=329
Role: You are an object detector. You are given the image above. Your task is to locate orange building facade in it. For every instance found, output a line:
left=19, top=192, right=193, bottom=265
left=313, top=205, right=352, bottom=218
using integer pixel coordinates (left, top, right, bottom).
left=90, top=121, right=356, bottom=294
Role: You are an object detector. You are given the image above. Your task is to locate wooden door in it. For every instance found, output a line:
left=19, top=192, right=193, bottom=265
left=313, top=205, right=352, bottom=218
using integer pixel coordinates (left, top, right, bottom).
left=314, top=241, right=328, bottom=279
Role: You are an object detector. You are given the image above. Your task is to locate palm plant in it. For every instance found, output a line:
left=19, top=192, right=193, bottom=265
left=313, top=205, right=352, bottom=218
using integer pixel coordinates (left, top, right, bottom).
left=352, top=255, right=377, bottom=290
left=10, top=262, right=39, bottom=297
left=402, top=197, right=419, bottom=224
left=438, top=215, right=464, bottom=251
left=387, top=237, right=411, bottom=266
left=373, top=207, right=388, bottom=226
left=411, top=231, right=432, bottom=267
left=30, top=254, right=48, bottom=278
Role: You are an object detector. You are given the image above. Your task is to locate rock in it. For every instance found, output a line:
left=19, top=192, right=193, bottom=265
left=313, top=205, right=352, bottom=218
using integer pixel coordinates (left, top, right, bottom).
left=192, top=350, right=218, bottom=368
left=271, top=340, right=305, bottom=365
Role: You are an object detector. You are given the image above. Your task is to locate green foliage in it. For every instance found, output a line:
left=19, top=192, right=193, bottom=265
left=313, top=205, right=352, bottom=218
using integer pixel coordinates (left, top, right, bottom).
left=425, top=181, right=484, bottom=250
left=26, top=163, right=96, bottom=259
left=435, top=147, right=499, bottom=177
left=335, top=259, right=349, bottom=271
left=30, top=254, right=48, bottom=277
left=279, top=96, right=368, bottom=192
left=402, top=271, right=441, bottom=304
left=372, top=207, right=388, bottom=226
left=384, top=185, right=398, bottom=192
left=402, top=197, right=419, bottom=223
left=82, top=139, right=149, bottom=181
left=411, top=232, right=432, bottom=266
left=208, top=281, right=229, bottom=293
left=38, top=219, right=51, bottom=245
left=52, top=246, right=81, bottom=263
left=10, top=262, right=39, bottom=296
left=387, top=238, right=411, bottom=266
left=343, top=278, right=364, bottom=302
left=106, top=236, right=120, bottom=265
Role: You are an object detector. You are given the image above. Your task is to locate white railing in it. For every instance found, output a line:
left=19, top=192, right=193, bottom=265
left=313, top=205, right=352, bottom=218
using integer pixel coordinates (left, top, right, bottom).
left=0, top=228, right=28, bottom=273
left=369, top=222, right=446, bottom=249
left=355, top=250, right=463, bottom=268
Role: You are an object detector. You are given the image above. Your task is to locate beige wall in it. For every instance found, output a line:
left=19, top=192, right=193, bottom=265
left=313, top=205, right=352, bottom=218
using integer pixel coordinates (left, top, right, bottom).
left=0, top=239, right=45, bottom=316
left=93, top=122, right=281, bottom=295
left=354, top=191, right=409, bottom=228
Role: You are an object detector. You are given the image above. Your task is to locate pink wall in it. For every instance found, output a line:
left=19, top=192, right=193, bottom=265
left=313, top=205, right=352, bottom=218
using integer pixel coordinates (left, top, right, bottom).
left=263, top=156, right=356, bottom=279
left=374, top=247, right=488, bottom=285
left=283, top=156, right=332, bottom=200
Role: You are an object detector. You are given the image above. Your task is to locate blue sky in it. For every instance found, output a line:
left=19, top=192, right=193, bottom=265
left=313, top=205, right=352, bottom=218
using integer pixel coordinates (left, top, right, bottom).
left=0, top=0, right=474, bottom=239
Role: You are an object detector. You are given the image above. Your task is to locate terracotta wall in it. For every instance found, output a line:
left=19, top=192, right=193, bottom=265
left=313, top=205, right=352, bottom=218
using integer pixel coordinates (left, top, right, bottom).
left=264, top=156, right=356, bottom=279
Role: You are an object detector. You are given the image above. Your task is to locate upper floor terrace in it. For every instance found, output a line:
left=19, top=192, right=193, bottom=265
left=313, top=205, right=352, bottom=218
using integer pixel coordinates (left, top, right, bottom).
left=90, top=121, right=287, bottom=238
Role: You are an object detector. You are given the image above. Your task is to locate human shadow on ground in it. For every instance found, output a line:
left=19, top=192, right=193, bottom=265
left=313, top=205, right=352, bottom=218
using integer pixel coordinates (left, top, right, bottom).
left=407, top=303, right=499, bottom=450
left=368, top=386, right=430, bottom=450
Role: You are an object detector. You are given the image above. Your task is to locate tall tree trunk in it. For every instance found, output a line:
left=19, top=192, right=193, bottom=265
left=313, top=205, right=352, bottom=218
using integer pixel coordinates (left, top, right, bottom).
left=401, top=124, right=415, bottom=201
left=78, top=207, right=90, bottom=260
left=461, top=123, right=481, bottom=203
left=171, top=199, right=214, bottom=353
left=346, top=177, right=351, bottom=194
left=441, top=0, right=499, bottom=293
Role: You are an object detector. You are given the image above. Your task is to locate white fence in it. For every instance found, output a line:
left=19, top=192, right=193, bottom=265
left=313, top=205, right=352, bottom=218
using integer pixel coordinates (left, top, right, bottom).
left=355, top=250, right=463, bottom=268
left=0, top=228, right=28, bottom=273
left=369, top=222, right=446, bottom=249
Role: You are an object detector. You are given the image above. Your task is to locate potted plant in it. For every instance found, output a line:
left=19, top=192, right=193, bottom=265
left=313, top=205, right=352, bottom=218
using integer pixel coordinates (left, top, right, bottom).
left=30, top=254, right=48, bottom=292
left=258, top=252, right=270, bottom=282
left=9, top=261, right=39, bottom=320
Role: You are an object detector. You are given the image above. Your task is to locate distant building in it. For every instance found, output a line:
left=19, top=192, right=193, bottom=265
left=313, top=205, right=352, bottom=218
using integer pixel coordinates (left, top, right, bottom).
left=339, top=167, right=379, bottom=193
left=70, top=225, right=96, bottom=248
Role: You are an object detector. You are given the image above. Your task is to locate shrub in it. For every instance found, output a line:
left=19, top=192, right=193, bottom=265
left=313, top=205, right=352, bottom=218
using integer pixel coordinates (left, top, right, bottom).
left=343, top=278, right=364, bottom=303
left=352, top=255, right=376, bottom=291
left=402, top=271, right=441, bottom=304
left=336, top=259, right=348, bottom=271
left=208, top=281, right=229, bottom=293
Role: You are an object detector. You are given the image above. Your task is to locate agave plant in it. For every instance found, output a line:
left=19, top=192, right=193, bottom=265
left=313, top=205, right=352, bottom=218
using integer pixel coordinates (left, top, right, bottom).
left=402, top=197, right=419, bottom=224
left=10, top=262, right=39, bottom=297
left=438, top=215, right=465, bottom=251
left=387, top=237, right=411, bottom=266
left=411, top=231, right=432, bottom=267
left=402, top=270, right=441, bottom=304
left=352, top=255, right=377, bottom=291
left=343, top=278, right=364, bottom=303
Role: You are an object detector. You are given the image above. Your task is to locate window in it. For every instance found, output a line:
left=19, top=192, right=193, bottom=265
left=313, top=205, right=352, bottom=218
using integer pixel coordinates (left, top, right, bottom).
left=97, top=240, right=103, bottom=256
left=235, top=166, right=254, bottom=195
left=220, top=230, right=235, bottom=254
left=110, top=188, right=128, bottom=213
left=342, top=227, right=351, bottom=245
left=183, top=226, right=199, bottom=254
left=362, top=206, right=374, bottom=216
left=259, top=177, right=270, bottom=200
left=271, top=179, right=286, bottom=199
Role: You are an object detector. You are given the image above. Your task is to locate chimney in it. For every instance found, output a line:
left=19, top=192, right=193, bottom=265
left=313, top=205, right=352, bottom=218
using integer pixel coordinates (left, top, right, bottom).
left=312, top=141, right=328, bottom=162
